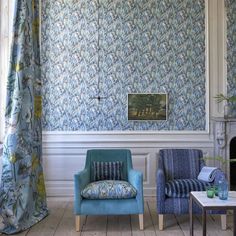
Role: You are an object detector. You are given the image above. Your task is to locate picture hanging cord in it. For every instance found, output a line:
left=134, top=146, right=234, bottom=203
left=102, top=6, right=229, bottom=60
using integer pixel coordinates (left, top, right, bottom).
left=90, top=0, right=107, bottom=102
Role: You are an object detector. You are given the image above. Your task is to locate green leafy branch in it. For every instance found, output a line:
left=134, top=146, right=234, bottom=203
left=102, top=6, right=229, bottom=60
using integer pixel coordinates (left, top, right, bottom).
left=203, top=156, right=236, bottom=169
left=214, top=93, right=236, bottom=103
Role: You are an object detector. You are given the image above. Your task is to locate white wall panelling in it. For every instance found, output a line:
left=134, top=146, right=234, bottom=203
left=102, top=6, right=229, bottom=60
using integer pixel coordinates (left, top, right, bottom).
left=0, top=0, right=227, bottom=198
left=209, top=0, right=227, bottom=117
left=43, top=131, right=214, bottom=197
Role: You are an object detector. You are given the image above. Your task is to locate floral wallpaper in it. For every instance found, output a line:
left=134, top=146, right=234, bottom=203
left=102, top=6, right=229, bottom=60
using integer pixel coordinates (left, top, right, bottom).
left=41, top=0, right=206, bottom=131
left=226, top=0, right=236, bottom=97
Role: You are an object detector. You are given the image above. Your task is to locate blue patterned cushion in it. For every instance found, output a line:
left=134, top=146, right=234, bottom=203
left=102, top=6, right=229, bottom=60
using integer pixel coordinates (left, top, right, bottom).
left=81, top=180, right=137, bottom=199
left=93, top=161, right=123, bottom=181
left=165, top=179, right=211, bottom=198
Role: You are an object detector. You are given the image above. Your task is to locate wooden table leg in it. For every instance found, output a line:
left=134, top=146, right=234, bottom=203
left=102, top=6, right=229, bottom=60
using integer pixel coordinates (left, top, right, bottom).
left=202, top=209, right=206, bottom=236
left=234, top=209, right=236, bottom=236
left=190, top=194, right=193, bottom=236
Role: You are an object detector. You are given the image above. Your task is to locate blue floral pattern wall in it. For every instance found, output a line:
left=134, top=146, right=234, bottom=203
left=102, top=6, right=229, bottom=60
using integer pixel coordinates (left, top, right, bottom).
left=41, top=0, right=206, bottom=131
left=226, top=0, right=236, bottom=97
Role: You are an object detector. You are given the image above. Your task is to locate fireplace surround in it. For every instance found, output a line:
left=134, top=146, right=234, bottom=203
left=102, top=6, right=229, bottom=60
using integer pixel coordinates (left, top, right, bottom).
left=212, top=117, right=236, bottom=189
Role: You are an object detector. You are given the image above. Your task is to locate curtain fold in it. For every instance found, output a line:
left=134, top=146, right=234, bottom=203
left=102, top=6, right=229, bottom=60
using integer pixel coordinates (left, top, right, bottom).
left=0, top=0, right=49, bottom=234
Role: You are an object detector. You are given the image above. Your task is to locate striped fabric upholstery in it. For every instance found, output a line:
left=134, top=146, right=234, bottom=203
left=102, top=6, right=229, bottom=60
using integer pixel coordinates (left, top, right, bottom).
left=165, top=179, right=211, bottom=198
left=157, top=149, right=225, bottom=215
left=160, top=149, right=205, bottom=180
left=93, top=161, right=123, bottom=181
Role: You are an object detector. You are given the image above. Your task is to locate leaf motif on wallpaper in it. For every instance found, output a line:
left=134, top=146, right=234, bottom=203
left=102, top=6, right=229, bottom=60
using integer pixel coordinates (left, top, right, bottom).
left=226, top=0, right=236, bottom=98
left=41, top=0, right=206, bottom=131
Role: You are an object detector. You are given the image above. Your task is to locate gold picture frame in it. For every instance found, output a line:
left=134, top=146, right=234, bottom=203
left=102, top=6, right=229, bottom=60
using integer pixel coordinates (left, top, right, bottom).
left=128, top=93, right=168, bottom=121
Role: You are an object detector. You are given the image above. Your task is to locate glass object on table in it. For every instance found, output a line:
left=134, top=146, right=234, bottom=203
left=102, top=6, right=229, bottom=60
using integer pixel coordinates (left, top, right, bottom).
left=218, top=176, right=228, bottom=200
left=206, top=186, right=215, bottom=198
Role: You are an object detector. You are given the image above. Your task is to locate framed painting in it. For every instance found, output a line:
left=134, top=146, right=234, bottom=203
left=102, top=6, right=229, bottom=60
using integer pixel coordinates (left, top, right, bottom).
left=128, top=93, right=167, bottom=121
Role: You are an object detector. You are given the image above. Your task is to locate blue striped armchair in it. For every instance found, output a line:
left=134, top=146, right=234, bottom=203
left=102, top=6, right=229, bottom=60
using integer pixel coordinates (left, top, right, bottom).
left=156, top=149, right=226, bottom=230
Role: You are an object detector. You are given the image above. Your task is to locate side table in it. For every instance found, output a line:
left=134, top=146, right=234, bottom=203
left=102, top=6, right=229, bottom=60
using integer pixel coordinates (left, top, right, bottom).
left=190, top=191, right=236, bottom=236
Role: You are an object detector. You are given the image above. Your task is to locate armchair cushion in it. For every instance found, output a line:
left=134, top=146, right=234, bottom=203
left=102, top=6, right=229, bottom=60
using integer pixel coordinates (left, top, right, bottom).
left=81, top=180, right=137, bottom=199
left=165, top=179, right=211, bottom=198
left=93, top=161, right=123, bottom=181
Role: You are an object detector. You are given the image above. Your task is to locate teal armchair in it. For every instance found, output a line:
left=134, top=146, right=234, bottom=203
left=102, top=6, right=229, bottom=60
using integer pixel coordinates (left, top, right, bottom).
left=74, top=149, right=144, bottom=231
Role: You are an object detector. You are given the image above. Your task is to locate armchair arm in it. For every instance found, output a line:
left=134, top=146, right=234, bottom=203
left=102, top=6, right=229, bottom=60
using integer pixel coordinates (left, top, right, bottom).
left=128, top=169, right=144, bottom=214
left=156, top=168, right=166, bottom=214
left=74, top=169, right=90, bottom=214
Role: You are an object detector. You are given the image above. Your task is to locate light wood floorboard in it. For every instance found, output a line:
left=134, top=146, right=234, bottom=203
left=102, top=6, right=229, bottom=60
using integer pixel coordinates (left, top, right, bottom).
left=148, top=201, right=184, bottom=236
left=107, top=215, right=131, bottom=236
left=175, top=215, right=203, bottom=236
left=81, top=215, right=107, bottom=236
left=26, top=200, right=68, bottom=236
left=54, top=202, right=81, bottom=236
left=0, top=198, right=233, bottom=235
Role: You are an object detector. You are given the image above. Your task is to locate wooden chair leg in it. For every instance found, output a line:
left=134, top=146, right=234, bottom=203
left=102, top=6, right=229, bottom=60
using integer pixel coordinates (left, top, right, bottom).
left=139, top=214, right=144, bottom=230
left=159, top=214, right=164, bottom=230
left=221, top=214, right=227, bottom=230
left=75, top=215, right=80, bottom=232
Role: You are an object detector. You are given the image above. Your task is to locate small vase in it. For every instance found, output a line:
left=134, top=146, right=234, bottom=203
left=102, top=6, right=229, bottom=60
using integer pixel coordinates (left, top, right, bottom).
left=224, top=104, right=230, bottom=118
left=224, top=103, right=236, bottom=119
left=218, top=176, right=228, bottom=200
left=206, top=186, right=215, bottom=198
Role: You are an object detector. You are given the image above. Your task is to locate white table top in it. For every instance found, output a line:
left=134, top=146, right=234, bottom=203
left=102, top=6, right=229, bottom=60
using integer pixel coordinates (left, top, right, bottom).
left=190, top=191, right=236, bottom=207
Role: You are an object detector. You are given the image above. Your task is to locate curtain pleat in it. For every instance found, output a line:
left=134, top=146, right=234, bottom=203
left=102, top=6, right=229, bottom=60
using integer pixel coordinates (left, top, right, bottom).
left=0, top=0, right=49, bottom=234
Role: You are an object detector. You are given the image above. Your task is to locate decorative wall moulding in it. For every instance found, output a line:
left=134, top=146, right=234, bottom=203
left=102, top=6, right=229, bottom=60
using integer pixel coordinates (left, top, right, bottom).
left=42, top=131, right=214, bottom=197
left=41, top=0, right=209, bottom=132
left=42, top=131, right=213, bottom=148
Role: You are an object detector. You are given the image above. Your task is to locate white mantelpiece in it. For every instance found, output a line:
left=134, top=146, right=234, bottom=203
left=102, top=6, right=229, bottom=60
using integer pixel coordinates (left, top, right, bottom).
left=212, top=117, right=236, bottom=175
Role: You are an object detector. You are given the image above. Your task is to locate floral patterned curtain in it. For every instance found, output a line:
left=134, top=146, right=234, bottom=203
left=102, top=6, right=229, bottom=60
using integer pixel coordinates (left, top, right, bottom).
left=0, top=0, right=48, bottom=234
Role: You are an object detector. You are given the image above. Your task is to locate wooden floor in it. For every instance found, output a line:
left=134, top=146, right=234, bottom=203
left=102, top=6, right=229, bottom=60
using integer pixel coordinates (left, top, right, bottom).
left=0, top=197, right=234, bottom=236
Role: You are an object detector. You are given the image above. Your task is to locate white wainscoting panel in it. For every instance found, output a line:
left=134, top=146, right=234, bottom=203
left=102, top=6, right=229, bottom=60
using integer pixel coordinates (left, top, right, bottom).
left=43, top=131, right=214, bottom=197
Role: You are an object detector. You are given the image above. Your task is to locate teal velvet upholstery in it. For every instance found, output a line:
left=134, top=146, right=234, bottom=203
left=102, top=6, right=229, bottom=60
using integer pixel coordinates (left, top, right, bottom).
left=74, top=149, right=144, bottom=216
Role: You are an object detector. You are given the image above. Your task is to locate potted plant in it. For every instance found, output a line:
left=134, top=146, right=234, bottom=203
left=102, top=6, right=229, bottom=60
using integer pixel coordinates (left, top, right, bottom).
left=215, top=92, right=236, bottom=118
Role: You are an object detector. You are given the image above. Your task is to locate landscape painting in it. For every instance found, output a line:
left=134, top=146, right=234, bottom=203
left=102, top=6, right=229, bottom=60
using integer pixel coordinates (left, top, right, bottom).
left=128, top=93, right=167, bottom=121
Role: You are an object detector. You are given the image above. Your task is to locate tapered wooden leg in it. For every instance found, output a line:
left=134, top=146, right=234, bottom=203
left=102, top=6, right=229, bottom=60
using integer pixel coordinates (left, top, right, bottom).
left=159, top=214, right=164, bottom=230
left=221, top=214, right=227, bottom=230
left=75, top=215, right=80, bottom=232
left=139, top=214, right=144, bottom=230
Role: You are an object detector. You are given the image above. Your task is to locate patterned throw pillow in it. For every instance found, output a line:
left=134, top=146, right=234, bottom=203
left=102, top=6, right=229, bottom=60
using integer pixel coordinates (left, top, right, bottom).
left=93, top=161, right=123, bottom=181
left=81, top=180, right=137, bottom=199
left=165, top=179, right=211, bottom=198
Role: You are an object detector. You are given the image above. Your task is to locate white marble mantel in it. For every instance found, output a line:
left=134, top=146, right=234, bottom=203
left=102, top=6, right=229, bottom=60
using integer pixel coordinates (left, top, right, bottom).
left=211, top=117, right=236, bottom=175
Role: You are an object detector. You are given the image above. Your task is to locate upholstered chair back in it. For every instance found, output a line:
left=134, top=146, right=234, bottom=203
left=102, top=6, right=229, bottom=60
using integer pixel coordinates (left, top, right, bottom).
left=85, top=149, right=133, bottom=181
left=159, top=149, right=205, bottom=181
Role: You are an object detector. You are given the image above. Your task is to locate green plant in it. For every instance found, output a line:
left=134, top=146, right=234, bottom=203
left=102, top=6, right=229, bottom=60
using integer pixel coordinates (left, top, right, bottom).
left=215, top=91, right=236, bottom=117
left=214, top=93, right=236, bottom=103
left=203, top=156, right=236, bottom=172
